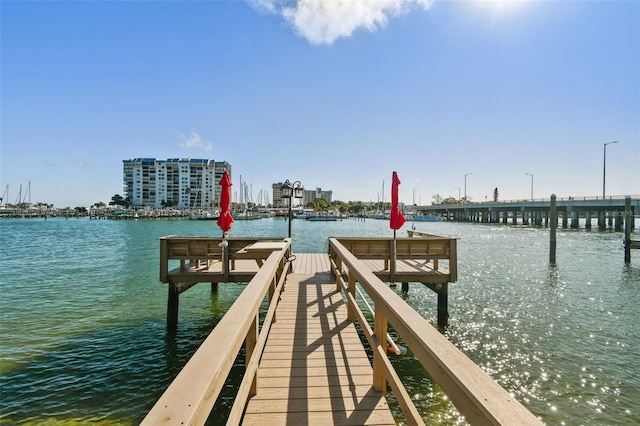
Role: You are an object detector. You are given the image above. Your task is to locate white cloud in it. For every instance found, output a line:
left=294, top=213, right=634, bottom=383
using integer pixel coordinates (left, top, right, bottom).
left=254, top=0, right=433, bottom=45
left=178, top=131, right=213, bottom=152
left=74, top=159, right=88, bottom=168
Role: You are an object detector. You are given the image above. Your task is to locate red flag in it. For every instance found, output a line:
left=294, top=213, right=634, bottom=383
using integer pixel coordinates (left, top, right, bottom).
left=390, top=171, right=406, bottom=230
left=217, top=172, right=234, bottom=233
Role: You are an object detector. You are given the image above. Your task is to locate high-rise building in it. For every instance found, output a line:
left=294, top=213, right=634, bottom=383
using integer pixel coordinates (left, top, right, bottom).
left=123, top=158, right=231, bottom=208
left=271, top=183, right=332, bottom=208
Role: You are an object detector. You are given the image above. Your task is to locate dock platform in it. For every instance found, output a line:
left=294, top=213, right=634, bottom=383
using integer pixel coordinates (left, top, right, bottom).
left=243, top=255, right=396, bottom=425
left=144, top=235, right=541, bottom=426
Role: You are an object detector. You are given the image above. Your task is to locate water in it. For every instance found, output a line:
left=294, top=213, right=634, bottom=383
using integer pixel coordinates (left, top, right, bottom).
left=0, top=217, right=638, bottom=425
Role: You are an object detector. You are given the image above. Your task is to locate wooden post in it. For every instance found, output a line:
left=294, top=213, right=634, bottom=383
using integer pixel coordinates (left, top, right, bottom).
left=402, top=282, right=409, bottom=293
left=390, top=236, right=397, bottom=283
left=437, top=283, right=448, bottom=327
left=625, top=196, right=632, bottom=263
left=222, top=243, right=230, bottom=282
left=167, top=283, right=179, bottom=330
left=269, top=277, right=277, bottom=323
left=550, top=194, right=557, bottom=264
left=246, top=313, right=258, bottom=396
left=211, top=282, right=218, bottom=292
left=348, top=272, right=356, bottom=322
left=373, top=305, right=387, bottom=394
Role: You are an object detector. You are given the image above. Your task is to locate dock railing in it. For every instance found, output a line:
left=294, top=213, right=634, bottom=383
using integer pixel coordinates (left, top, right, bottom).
left=142, top=246, right=290, bottom=425
left=334, top=234, right=457, bottom=283
left=328, top=237, right=542, bottom=425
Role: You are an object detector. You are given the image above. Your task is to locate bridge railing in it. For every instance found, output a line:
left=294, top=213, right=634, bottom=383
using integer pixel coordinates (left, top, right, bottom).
left=142, top=248, right=290, bottom=425
left=328, top=237, right=542, bottom=426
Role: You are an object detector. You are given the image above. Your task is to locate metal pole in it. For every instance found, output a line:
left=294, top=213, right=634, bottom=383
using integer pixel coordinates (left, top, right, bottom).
left=287, top=196, right=292, bottom=238
left=464, top=173, right=472, bottom=203
left=526, top=173, right=533, bottom=201
left=603, top=141, right=618, bottom=199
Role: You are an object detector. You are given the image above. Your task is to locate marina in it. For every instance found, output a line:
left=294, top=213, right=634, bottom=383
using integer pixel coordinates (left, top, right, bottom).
left=0, top=217, right=638, bottom=425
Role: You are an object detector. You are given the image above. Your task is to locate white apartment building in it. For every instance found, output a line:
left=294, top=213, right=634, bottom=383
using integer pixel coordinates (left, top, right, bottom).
left=123, top=158, right=231, bottom=208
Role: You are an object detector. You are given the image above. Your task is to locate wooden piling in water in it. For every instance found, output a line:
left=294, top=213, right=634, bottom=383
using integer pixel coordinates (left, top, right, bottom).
left=625, top=196, right=632, bottom=263
left=167, top=284, right=179, bottom=330
left=550, top=194, right=557, bottom=264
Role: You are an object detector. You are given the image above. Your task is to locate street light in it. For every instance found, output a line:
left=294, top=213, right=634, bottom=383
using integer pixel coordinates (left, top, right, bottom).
left=464, top=173, right=472, bottom=203
left=525, top=173, right=533, bottom=201
left=603, top=141, right=618, bottom=199
left=281, top=179, right=303, bottom=239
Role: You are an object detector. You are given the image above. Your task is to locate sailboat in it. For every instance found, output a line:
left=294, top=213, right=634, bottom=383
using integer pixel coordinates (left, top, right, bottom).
left=190, top=177, right=218, bottom=220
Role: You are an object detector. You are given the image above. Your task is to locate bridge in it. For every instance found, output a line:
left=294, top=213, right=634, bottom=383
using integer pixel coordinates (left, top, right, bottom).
left=142, top=235, right=542, bottom=425
left=420, top=195, right=638, bottom=230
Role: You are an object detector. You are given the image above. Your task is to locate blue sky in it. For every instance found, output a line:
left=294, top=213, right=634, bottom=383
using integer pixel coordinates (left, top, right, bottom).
left=1, top=0, right=638, bottom=208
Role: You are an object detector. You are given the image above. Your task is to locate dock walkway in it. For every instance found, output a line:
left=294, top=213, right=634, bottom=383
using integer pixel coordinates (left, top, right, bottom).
left=145, top=235, right=541, bottom=425
left=243, top=254, right=396, bottom=425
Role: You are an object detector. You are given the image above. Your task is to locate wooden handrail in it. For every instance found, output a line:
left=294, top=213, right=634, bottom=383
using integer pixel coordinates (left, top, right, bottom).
left=141, top=250, right=287, bottom=425
left=334, top=236, right=458, bottom=282
left=225, top=259, right=289, bottom=425
left=328, top=238, right=542, bottom=425
left=159, top=236, right=290, bottom=283
left=331, top=257, right=425, bottom=426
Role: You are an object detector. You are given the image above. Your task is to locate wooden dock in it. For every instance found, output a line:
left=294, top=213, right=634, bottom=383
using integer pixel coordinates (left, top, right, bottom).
left=243, top=255, right=396, bottom=425
left=144, top=235, right=542, bottom=425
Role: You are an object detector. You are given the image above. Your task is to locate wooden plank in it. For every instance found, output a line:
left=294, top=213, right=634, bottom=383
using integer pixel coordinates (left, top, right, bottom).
left=242, top=409, right=396, bottom=426
left=242, top=270, right=395, bottom=426
left=244, top=395, right=390, bottom=414
left=246, top=385, right=379, bottom=400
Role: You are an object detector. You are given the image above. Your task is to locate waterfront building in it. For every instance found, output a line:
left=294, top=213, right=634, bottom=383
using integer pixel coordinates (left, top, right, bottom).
left=303, top=187, right=332, bottom=206
left=123, top=158, right=231, bottom=208
left=271, top=184, right=333, bottom=208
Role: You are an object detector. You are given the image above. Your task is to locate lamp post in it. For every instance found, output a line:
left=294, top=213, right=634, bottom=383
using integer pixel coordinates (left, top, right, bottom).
left=603, top=141, right=618, bottom=199
left=464, top=173, right=472, bottom=203
left=525, top=173, right=533, bottom=201
left=280, top=179, right=303, bottom=239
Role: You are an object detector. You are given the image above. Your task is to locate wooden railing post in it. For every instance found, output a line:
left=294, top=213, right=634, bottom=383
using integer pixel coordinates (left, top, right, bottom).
left=390, top=239, right=397, bottom=283
left=269, top=276, right=277, bottom=323
left=373, top=304, right=387, bottom=394
left=222, top=242, right=230, bottom=282
left=348, top=271, right=356, bottom=322
left=246, top=313, right=259, bottom=397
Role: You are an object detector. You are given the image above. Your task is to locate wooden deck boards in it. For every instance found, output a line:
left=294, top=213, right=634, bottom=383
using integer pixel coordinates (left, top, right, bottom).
left=243, top=254, right=396, bottom=426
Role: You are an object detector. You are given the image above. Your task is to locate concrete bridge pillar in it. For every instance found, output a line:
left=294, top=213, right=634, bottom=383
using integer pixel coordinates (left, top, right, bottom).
left=562, top=211, right=569, bottom=228
left=523, top=210, right=529, bottom=225
left=538, top=211, right=544, bottom=226
left=585, top=211, right=592, bottom=229
left=615, top=211, right=623, bottom=231
left=598, top=211, right=606, bottom=230
left=571, top=210, right=579, bottom=228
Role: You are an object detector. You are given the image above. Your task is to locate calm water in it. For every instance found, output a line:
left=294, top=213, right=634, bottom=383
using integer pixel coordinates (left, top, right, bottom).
left=0, top=217, right=638, bottom=425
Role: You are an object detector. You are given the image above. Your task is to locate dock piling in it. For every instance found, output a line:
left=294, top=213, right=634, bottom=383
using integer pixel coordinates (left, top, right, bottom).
left=550, top=194, right=557, bottom=264
left=625, top=196, right=632, bottom=263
